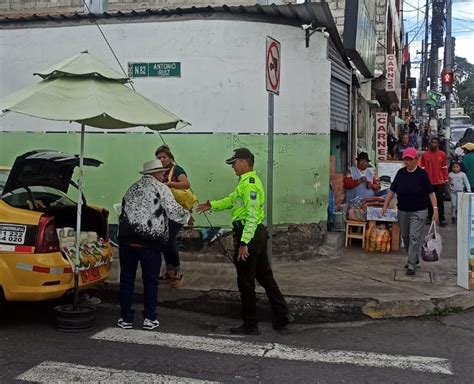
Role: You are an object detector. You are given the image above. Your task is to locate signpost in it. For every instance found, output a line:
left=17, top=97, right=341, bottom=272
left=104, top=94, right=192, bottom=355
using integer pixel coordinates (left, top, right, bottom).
left=128, top=62, right=181, bottom=78
left=266, top=36, right=280, bottom=262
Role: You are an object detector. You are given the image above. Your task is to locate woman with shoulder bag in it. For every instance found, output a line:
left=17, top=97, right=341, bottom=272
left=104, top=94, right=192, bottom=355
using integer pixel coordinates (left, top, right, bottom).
left=155, top=145, right=196, bottom=288
left=381, top=148, right=438, bottom=276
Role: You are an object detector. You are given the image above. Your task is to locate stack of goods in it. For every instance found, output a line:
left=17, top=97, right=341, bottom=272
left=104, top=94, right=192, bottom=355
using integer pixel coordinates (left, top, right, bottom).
left=348, top=197, right=387, bottom=222
left=57, top=228, right=98, bottom=247
left=364, top=222, right=391, bottom=253
left=57, top=228, right=111, bottom=271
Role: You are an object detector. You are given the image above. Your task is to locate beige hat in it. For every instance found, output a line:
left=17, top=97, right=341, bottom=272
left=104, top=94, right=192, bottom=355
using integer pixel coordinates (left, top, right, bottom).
left=139, top=159, right=167, bottom=175
left=462, top=143, right=474, bottom=151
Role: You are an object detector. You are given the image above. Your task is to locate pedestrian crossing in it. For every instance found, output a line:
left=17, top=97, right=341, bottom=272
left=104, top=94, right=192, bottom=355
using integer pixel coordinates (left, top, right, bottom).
left=17, top=361, right=221, bottom=383
left=16, top=327, right=453, bottom=383
left=91, top=328, right=453, bottom=375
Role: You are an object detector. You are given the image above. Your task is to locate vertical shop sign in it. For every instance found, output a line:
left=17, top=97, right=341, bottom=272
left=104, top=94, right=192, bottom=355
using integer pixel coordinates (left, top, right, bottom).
left=386, top=54, right=395, bottom=91
left=376, top=112, right=388, bottom=162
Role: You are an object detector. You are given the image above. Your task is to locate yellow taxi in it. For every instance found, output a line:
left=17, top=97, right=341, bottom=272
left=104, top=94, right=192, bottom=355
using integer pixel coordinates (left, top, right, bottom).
left=0, top=150, right=112, bottom=305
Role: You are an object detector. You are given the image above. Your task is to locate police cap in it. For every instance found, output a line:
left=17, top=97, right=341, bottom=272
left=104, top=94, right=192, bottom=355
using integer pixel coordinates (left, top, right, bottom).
left=225, top=148, right=255, bottom=164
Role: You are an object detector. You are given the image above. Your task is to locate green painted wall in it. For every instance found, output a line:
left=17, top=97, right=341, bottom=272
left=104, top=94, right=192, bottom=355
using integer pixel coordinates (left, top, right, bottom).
left=0, top=132, right=330, bottom=226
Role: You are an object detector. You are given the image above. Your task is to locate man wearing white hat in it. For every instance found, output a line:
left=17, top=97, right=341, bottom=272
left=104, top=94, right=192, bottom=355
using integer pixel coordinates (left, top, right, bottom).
left=117, top=159, right=190, bottom=331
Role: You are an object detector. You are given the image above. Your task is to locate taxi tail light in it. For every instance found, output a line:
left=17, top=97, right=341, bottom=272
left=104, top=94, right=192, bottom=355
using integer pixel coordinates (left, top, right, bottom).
left=35, top=215, right=60, bottom=253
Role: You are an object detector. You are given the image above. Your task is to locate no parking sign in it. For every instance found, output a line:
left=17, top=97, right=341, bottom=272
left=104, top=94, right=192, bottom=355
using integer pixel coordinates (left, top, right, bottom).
left=266, top=36, right=281, bottom=95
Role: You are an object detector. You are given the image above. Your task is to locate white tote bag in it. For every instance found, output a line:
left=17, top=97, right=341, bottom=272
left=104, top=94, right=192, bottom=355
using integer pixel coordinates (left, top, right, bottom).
left=421, top=221, right=443, bottom=262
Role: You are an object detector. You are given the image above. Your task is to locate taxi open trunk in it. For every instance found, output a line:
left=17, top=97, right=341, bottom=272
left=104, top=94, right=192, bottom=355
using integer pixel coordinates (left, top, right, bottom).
left=0, top=151, right=112, bottom=302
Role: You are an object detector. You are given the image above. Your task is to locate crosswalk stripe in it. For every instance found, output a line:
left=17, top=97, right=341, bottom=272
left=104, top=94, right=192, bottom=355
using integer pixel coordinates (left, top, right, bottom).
left=16, top=361, right=221, bottom=383
left=91, top=328, right=453, bottom=375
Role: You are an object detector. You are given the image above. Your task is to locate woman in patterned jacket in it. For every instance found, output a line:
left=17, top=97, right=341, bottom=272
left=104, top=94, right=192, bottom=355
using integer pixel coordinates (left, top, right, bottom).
left=117, top=159, right=190, bottom=331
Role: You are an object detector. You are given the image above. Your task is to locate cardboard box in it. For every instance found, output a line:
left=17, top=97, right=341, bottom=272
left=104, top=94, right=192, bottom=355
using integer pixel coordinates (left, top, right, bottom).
left=366, top=206, right=398, bottom=222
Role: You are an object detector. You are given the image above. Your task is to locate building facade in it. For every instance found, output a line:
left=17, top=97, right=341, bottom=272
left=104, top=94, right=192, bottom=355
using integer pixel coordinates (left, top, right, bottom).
left=0, top=3, right=348, bottom=254
left=325, top=0, right=406, bottom=192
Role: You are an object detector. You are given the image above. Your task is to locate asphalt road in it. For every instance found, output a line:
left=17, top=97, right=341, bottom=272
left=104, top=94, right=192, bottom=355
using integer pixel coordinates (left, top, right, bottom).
left=1, top=300, right=473, bottom=383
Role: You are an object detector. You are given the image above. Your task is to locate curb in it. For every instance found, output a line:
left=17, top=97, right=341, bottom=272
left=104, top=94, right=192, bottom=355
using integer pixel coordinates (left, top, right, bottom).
left=96, top=282, right=474, bottom=323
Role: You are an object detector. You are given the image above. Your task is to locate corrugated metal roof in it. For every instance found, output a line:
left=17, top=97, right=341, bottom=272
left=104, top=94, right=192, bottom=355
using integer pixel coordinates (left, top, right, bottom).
left=0, top=3, right=349, bottom=66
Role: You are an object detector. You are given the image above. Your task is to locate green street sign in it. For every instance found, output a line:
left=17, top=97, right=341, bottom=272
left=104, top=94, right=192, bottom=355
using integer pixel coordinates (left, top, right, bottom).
left=128, top=63, right=148, bottom=78
left=128, top=62, right=181, bottom=78
left=149, top=62, right=180, bottom=77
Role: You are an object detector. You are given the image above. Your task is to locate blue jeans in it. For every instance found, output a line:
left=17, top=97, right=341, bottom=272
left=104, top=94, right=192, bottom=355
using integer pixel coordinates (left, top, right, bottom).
left=163, top=221, right=183, bottom=273
left=119, top=245, right=162, bottom=322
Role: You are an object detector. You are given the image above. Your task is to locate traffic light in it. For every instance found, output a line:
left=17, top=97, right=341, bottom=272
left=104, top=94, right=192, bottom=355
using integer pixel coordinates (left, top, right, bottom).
left=441, top=70, right=454, bottom=94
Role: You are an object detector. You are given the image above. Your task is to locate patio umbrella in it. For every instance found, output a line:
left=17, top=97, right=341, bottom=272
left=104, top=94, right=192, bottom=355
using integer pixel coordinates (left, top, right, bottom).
left=0, top=51, right=189, bottom=309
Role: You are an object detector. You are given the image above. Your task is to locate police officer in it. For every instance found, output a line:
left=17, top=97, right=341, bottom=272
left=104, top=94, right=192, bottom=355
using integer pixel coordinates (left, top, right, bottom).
left=197, top=148, right=291, bottom=335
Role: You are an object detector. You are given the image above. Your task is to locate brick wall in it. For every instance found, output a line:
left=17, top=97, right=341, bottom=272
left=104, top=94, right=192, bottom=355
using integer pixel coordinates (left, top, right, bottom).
left=375, top=0, right=388, bottom=72
left=330, top=155, right=345, bottom=207
left=326, top=0, right=345, bottom=36
left=0, top=0, right=264, bottom=15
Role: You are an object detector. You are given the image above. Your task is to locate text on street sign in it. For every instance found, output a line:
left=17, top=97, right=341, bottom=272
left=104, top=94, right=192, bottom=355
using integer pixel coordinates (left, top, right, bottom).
left=128, top=62, right=181, bottom=78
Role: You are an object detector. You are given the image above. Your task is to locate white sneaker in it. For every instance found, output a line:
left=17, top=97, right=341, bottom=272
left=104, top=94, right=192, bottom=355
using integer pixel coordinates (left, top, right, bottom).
left=117, top=318, right=133, bottom=329
left=143, top=318, right=160, bottom=330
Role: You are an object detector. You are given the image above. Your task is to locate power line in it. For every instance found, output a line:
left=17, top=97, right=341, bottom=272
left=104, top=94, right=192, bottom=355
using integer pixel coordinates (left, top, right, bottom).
left=82, top=0, right=134, bottom=91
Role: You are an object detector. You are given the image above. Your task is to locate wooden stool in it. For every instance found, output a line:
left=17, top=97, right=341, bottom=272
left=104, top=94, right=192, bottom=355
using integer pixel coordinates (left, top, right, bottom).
left=345, top=221, right=367, bottom=248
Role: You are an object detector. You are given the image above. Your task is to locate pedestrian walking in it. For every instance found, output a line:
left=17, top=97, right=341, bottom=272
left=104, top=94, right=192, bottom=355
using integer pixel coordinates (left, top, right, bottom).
left=197, top=148, right=292, bottom=335
left=117, top=159, right=190, bottom=330
left=461, top=143, right=474, bottom=191
left=448, top=161, right=471, bottom=224
left=397, top=133, right=416, bottom=160
left=155, top=145, right=193, bottom=288
left=421, top=125, right=430, bottom=151
left=454, top=138, right=467, bottom=162
left=419, top=137, right=449, bottom=226
left=382, top=148, right=438, bottom=276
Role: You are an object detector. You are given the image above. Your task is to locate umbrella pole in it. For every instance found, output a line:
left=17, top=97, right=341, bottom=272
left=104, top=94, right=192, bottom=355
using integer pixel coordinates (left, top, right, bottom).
left=73, top=124, right=85, bottom=309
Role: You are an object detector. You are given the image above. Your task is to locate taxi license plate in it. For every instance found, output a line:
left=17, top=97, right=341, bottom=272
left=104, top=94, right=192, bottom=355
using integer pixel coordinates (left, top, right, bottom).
left=80, top=267, right=101, bottom=284
left=0, top=224, right=26, bottom=245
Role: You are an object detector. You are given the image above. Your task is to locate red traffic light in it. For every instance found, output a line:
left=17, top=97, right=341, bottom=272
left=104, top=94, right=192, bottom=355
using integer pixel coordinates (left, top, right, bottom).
left=442, top=70, right=454, bottom=85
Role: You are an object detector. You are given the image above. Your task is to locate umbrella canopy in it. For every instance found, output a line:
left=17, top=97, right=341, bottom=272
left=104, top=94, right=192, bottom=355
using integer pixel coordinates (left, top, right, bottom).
left=0, top=51, right=189, bottom=130
left=34, top=51, right=129, bottom=82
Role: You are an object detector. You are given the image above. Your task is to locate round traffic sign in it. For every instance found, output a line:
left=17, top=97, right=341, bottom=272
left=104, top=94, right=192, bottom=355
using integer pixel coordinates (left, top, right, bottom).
left=266, top=40, right=280, bottom=93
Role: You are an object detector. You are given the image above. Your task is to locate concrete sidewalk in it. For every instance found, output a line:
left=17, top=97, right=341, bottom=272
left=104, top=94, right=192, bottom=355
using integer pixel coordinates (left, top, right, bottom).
left=101, top=220, right=474, bottom=323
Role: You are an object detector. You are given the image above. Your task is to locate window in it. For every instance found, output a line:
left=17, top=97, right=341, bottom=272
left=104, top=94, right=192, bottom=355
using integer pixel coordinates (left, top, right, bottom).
left=2, top=186, right=76, bottom=210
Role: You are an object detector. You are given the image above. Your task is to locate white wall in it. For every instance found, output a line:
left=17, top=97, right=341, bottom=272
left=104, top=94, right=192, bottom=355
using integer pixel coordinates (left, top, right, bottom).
left=0, top=19, right=331, bottom=134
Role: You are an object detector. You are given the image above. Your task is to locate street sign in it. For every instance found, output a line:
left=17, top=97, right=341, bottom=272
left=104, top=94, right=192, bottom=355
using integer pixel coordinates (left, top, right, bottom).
left=128, top=62, right=181, bottom=78
left=266, top=37, right=281, bottom=95
left=129, top=63, right=148, bottom=78
left=375, top=112, right=388, bottom=162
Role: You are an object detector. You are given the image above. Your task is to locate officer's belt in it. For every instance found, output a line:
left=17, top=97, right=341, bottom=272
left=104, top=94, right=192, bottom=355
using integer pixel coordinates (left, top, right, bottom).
left=232, top=220, right=264, bottom=231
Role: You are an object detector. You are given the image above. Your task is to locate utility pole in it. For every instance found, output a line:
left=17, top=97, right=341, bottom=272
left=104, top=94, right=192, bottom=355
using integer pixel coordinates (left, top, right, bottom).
left=418, top=38, right=424, bottom=118
left=443, top=0, right=454, bottom=149
left=419, top=0, right=429, bottom=121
